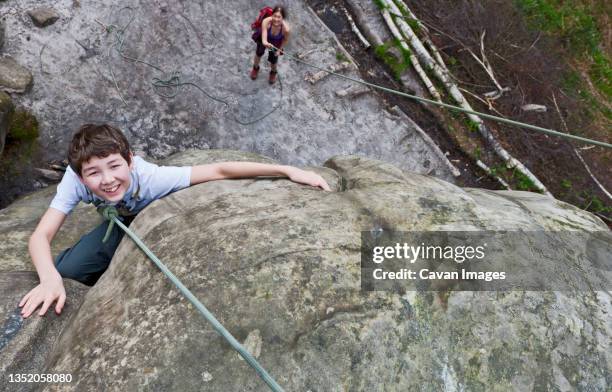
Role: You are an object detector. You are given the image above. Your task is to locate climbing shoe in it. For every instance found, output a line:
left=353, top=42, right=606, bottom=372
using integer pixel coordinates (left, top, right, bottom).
left=250, top=65, right=260, bottom=80
left=269, top=70, right=278, bottom=85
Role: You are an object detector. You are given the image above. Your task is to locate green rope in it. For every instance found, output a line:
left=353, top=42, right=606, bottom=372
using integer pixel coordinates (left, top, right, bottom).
left=104, top=6, right=282, bottom=126
left=97, top=205, right=119, bottom=243
left=98, top=206, right=285, bottom=392
left=282, top=50, right=611, bottom=149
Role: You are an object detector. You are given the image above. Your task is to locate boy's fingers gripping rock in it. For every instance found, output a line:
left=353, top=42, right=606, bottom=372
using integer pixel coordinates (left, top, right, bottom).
left=19, top=290, right=32, bottom=307
left=22, top=297, right=38, bottom=317
left=56, top=293, right=66, bottom=314
left=21, top=287, right=42, bottom=317
left=39, top=298, right=53, bottom=316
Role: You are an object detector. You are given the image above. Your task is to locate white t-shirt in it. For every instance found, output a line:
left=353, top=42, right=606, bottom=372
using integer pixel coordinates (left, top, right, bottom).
left=50, top=156, right=192, bottom=215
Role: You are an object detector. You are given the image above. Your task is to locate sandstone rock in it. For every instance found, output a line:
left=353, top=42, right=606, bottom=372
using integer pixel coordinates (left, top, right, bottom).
left=34, top=168, right=63, bottom=182
left=0, top=91, right=14, bottom=157
left=27, top=7, right=60, bottom=28
left=0, top=21, right=5, bottom=50
left=2, top=150, right=607, bottom=391
left=0, top=56, right=33, bottom=93
left=0, top=272, right=89, bottom=381
left=0, top=185, right=103, bottom=273
left=0, top=0, right=456, bottom=182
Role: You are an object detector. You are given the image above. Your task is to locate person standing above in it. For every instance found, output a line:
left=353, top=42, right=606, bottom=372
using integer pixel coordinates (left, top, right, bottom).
left=250, top=6, right=291, bottom=84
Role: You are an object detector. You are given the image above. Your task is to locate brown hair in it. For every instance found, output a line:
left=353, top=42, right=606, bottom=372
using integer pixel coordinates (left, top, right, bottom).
left=68, top=124, right=131, bottom=176
left=272, top=6, right=286, bottom=18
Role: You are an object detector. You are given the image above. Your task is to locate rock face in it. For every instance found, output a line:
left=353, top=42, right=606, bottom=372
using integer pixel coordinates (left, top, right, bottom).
left=0, top=57, right=33, bottom=93
left=0, top=272, right=88, bottom=384
left=2, top=0, right=456, bottom=181
left=0, top=21, right=5, bottom=50
left=1, top=150, right=609, bottom=391
left=0, top=91, right=13, bottom=156
left=0, top=185, right=102, bottom=273
left=27, top=7, right=60, bottom=28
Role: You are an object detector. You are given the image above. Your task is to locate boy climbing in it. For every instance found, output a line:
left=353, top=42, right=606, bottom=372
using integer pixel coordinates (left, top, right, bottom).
left=18, top=124, right=330, bottom=318
left=250, top=6, right=291, bottom=84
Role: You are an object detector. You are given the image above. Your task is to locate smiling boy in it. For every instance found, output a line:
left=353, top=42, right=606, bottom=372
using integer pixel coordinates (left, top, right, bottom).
left=19, top=124, right=330, bottom=318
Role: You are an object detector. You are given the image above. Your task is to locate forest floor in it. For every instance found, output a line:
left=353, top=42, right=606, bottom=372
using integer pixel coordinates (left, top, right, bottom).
left=307, top=0, right=611, bottom=227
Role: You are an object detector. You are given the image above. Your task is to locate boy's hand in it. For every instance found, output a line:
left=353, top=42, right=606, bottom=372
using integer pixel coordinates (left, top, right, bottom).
left=18, top=275, right=66, bottom=318
left=287, top=168, right=332, bottom=191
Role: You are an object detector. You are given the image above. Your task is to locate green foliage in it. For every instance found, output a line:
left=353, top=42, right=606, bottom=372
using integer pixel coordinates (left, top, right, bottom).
left=488, top=165, right=507, bottom=177
left=560, top=179, right=572, bottom=189
left=374, top=40, right=412, bottom=80
left=374, top=43, right=393, bottom=62
left=335, top=52, right=349, bottom=63
left=562, top=70, right=612, bottom=121
left=515, top=0, right=611, bottom=99
left=373, top=0, right=387, bottom=10
left=8, top=110, right=39, bottom=142
left=561, top=70, right=582, bottom=92
left=590, top=51, right=612, bottom=98
left=512, top=168, right=539, bottom=192
left=466, top=120, right=480, bottom=132
left=579, top=191, right=611, bottom=213
left=391, top=0, right=421, bottom=32
left=516, top=0, right=600, bottom=53
left=405, top=17, right=421, bottom=32
left=488, top=165, right=541, bottom=193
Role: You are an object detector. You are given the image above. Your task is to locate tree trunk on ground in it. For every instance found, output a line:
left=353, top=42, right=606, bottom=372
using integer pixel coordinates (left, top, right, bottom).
left=380, top=8, right=442, bottom=101
left=380, top=0, right=550, bottom=195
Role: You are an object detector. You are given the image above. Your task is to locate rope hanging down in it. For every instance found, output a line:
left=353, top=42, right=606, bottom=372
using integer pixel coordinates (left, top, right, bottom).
left=98, top=206, right=285, bottom=392
left=280, top=49, right=611, bottom=149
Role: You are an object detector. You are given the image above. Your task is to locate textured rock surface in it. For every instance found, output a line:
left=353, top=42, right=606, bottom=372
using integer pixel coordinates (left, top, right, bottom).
left=0, top=186, right=102, bottom=273
left=0, top=91, right=13, bottom=156
left=1, top=150, right=609, bottom=391
left=1, top=0, right=455, bottom=181
left=0, top=20, right=5, bottom=50
left=0, top=56, right=33, bottom=93
left=27, top=7, right=60, bottom=28
left=0, top=272, right=88, bottom=387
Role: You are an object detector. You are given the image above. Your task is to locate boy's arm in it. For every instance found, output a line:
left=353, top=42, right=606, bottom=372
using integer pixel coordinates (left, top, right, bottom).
left=190, top=162, right=331, bottom=191
left=19, top=208, right=67, bottom=318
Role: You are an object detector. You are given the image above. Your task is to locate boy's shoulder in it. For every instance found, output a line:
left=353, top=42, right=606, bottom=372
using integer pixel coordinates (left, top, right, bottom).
left=130, top=155, right=191, bottom=197
left=131, top=155, right=159, bottom=176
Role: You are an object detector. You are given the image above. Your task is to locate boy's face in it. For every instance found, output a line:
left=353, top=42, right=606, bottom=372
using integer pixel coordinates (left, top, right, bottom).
left=79, top=153, right=133, bottom=202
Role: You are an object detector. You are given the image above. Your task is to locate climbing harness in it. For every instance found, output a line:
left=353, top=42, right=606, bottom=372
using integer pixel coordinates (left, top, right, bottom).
left=97, top=205, right=285, bottom=392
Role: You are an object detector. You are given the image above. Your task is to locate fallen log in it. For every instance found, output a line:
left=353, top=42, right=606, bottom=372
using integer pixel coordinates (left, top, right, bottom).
left=380, top=8, right=442, bottom=101
left=381, top=0, right=549, bottom=195
left=344, top=0, right=384, bottom=47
